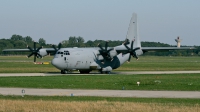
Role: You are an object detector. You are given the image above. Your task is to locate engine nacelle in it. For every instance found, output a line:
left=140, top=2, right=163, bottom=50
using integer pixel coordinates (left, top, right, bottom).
left=109, top=49, right=117, bottom=59
left=38, top=49, right=48, bottom=57
left=102, top=66, right=112, bottom=72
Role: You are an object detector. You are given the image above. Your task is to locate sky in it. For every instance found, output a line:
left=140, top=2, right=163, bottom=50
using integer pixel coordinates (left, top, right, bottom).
left=0, top=0, right=200, bottom=46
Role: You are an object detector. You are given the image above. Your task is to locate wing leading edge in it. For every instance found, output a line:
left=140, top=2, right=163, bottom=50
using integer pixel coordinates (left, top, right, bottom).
left=141, top=47, right=195, bottom=53
left=3, top=48, right=56, bottom=53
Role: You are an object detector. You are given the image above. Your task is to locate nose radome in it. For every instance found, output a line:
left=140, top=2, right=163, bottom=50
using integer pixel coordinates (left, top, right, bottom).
left=51, top=58, right=60, bottom=69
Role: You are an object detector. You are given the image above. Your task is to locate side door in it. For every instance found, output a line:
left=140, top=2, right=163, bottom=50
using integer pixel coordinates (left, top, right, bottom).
left=64, top=56, right=68, bottom=68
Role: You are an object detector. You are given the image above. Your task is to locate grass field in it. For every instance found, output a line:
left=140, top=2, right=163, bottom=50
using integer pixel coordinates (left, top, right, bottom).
left=1, top=56, right=200, bottom=111
left=0, top=56, right=200, bottom=73
left=0, top=56, right=200, bottom=91
left=0, top=96, right=200, bottom=112
left=1, top=99, right=199, bottom=112
left=0, top=74, right=200, bottom=91
left=118, top=56, right=200, bottom=71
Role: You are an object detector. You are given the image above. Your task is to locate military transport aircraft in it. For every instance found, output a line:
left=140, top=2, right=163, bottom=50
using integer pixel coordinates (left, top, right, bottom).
left=3, top=13, right=195, bottom=74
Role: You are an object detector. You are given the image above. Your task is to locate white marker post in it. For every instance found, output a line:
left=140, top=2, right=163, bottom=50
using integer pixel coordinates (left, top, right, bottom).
left=137, top=82, right=140, bottom=86
left=21, top=89, right=25, bottom=97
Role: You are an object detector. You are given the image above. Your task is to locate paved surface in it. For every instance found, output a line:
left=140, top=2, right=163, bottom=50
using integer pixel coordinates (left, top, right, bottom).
left=1, top=71, right=200, bottom=77
left=0, top=88, right=200, bottom=98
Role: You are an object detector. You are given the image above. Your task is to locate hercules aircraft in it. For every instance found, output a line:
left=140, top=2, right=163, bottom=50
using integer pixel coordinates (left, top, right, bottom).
left=3, top=13, right=195, bottom=74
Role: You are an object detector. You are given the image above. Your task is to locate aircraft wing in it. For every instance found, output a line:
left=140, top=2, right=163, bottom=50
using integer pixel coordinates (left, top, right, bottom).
left=141, top=47, right=195, bottom=53
left=3, top=48, right=56, bottom=53
left=2, top=49, right=30, bottom=52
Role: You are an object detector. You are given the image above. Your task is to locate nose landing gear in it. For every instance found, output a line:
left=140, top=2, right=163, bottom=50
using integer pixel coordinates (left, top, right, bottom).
left=61, top=70, right=67, bottom=74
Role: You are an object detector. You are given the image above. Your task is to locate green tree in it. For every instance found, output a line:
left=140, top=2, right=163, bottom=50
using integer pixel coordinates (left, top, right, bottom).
left=38, top=38, right=46, bottom=46
left=76, top=36, right=85, bottom=47
left=61, top=40, right=69, bottom=47
left=10, top=34, right=23, bottom=41
left=68, top=36, right=77, bottom=47
left=24, top=36, right=33, bottom=44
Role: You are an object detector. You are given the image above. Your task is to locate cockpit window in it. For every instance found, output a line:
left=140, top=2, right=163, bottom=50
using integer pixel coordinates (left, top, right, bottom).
left=64, top=51, right=70, bottom=55
left=57, top=51, right=64, bottom=54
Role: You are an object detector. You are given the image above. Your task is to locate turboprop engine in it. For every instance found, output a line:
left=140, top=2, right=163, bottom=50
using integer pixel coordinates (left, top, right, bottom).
left=108, top=49, right=117, bottom=59
left=98, top=41, right=117, bottom=60
left=38, top=49, right=48, bottom=57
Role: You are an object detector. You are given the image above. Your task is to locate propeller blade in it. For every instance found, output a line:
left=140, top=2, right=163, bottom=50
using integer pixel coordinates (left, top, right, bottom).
left=33, top=42, right=36, bottom=50
left=131, top=41, right=134, bottom=49
left=123, top=40, right=140, bottom=62
left=98, top=44, right=104, bottom=51
left=133, top=47, right=140, bottom=51
left=52, top=45, right=57, bottom=51
left=58, top=43, right=62, bottom=49
left=131, top=51, right=139, bottom=60
left=98, top=41, right=114, bottom=60
left=107, top=48, right=114, bottom=52
left=27, top=46, right=33, bottom=51
left=128, top=54, right=131, bottom=62
left=37, top=54, right=43, bottom=58
left=124, top=44, right=131, bottom=51
left=34, top=54, right=36, bottom=62
left=27, top=53, right=34, bottom=58
left=26, top=41, right=43, bottom=62
left=105, top=42, right=108, bottom=51
left=36, top=47, right=42, bottom=52
left=124, top=39, right=130, bottom=45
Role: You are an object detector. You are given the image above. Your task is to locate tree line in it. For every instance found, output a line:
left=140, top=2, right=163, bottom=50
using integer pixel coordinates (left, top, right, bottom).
left=0, top=34, right=199, bottom=56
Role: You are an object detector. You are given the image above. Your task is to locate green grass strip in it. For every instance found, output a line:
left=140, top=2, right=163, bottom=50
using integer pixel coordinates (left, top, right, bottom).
left=0, top=74, right=200, bottom=91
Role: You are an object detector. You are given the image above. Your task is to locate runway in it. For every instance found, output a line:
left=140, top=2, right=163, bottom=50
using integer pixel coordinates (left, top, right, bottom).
left=0, top=87, right=200, bottom=98
left=1, top=71, right=200, bottom=77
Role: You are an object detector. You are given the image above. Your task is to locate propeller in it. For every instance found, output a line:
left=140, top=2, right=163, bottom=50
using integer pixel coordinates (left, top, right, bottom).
left=124, top=40, right=140, bottom=62
left=98, top=41, right=113, bottom=60
left=27, top=42, right=43, bottom=62
left=52, top=43, right=62, bottom=53
left=123, top=38, right=130, bottom=45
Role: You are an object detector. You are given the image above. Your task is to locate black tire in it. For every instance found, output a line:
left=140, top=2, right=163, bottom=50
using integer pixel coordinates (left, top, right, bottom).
left=61, top=70, right=67, bottom=74
left=79, top=70, right=90, bottom=74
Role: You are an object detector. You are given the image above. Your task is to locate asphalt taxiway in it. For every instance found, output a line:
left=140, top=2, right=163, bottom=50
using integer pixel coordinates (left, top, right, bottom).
left=0, top=88, right=200, bottom=98
left=1, top=71, right=200, bottom=77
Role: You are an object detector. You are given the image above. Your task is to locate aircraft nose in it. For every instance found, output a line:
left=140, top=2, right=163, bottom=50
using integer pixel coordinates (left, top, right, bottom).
left=51, top=58, right=62, bottom=70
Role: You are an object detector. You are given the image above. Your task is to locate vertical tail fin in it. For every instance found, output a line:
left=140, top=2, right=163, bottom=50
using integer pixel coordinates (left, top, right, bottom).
left=125, top=13, right=141, bottom=48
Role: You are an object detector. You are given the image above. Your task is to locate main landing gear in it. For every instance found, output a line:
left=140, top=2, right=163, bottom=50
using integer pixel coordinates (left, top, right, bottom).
left=60, top=70, right=71, bottom=74
left=61, top=70, right=68, bottom=74
left=99, top=70, right=111, bottom=74
left=79, top=70, right=91, bottom=74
